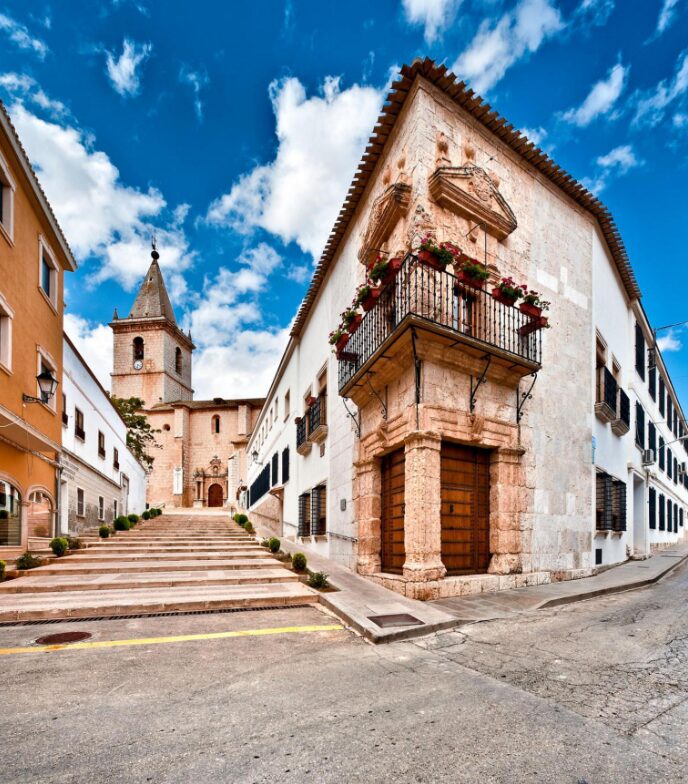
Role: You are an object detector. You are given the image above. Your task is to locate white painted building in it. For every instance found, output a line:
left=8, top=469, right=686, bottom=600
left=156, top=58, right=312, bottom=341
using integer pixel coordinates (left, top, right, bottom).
left=246, top=59, right=686, bottom=598
left=60, top=333, right=147, bottom=533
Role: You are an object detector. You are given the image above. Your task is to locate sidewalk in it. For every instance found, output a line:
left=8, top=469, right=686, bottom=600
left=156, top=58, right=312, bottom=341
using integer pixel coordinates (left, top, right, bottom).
left=265, top=528, right=688, bottom=641
left=431, top=542, right=688, bottom=623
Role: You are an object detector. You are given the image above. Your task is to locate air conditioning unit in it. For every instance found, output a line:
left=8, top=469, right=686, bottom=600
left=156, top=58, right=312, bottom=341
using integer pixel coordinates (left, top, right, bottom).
left=642, top=449, right=656, bottom=466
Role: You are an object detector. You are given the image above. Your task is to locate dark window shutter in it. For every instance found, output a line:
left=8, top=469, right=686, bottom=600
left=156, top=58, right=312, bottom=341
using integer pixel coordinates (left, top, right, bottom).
left=649, top=487, right=656, bottom=530
left=635, top=323, right=646, bottom=380
left=659, top=377, right=665, bottom=416
left=298, top=492, right=311, bottom=537
left=282, top=447, right=290, bottom=483
left=659, top=437, right=665, bottom=471
left=635, top=403, right=645, bottom=449
left=680, top=508, right=684, bottom=528
left=271, top=453, right=279, bottom=487
left=648, top=422, right=656, bottom=454
left=613, top=480, right=627, bottom=532
left=659, top=495, right=666, bottom=531
left=596, top=473, right=613, bottom=531
left=648, top=366, right=656, bottom=400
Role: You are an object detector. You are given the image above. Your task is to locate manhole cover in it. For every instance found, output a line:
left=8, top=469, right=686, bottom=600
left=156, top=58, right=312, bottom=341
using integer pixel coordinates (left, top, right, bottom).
left=368, top=613, right=423, bottom=628
left=35, top=631, right=92, bottom=645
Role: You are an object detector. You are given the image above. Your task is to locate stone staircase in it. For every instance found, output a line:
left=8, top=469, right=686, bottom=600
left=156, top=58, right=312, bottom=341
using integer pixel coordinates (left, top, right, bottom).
left=0, top=513, right=317, bottom=621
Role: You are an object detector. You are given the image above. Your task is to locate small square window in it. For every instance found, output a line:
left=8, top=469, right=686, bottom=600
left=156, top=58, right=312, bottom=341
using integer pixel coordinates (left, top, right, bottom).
left=38, top=237, right=58, bottom=309
left=0, top=291, right=13, bottom=372
left=77, top=488, right=85, bottom=517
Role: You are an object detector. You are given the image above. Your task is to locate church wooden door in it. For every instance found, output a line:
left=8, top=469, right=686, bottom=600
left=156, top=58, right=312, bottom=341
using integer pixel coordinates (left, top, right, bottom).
left=207, top=483, right=223, bottom=508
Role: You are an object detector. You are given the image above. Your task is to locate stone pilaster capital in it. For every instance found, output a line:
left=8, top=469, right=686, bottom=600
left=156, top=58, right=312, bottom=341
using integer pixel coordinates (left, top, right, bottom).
left=495, top=445, right=526, bottom=461
left=403, top=430, right=442, bottom=451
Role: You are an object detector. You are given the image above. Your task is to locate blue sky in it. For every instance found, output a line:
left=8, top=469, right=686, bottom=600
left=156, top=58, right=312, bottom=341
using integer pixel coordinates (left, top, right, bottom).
left=0, top=0, right=687, bottom=401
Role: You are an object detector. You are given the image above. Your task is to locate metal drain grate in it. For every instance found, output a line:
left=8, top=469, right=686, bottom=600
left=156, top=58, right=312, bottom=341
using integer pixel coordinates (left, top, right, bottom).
left=368, top=613, right=424, bottom=628
left=35, top=631, right=92, bottom=645
left=0, top=604, right=313, bottom=628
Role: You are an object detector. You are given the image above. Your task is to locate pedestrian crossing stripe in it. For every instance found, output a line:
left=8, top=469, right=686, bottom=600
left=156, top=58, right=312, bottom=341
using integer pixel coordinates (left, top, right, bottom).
left=0, top=623, right=344, bottom=655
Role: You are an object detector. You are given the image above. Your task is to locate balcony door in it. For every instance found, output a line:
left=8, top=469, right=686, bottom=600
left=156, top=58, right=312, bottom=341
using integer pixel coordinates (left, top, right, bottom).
left=440, top=443, right=490, bottom=575
left=380, top=448, right=406, bottom=574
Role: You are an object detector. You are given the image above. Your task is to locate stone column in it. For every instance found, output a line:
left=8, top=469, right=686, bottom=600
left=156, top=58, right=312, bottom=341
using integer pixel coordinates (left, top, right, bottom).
left=354, top=457, right=382, bottom=575
left=488, top=446, right=526, bottom=574
left=403, top=431, right=446, bottom=582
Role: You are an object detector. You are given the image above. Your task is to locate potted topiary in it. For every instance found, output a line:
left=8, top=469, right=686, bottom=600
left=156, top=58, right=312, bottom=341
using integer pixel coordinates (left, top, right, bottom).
left=418, top=237, right=456, bottom=271
left=492, top=277, right=525, bottom=306
left=49, top=537, right=69, bottom=557
left=456, top=257, right=490, bottom=289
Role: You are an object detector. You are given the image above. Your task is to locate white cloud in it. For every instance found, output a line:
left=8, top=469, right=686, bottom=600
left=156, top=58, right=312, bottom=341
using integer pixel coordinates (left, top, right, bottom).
left=452, top=0, right=564, bottom=94
left=575, top=0, right=614, bottom=26
left=560, top=62, right=628, bottom=126
left=64, top=313, right=114, bottom=390
left=582, top=144, right=643, bottom=193
left=8, top=100, right=193, bottom=290
left=0, top=72, right=68, bottom=119
left=206, top=75, right=384, bottom=259
left=657, top=330, right=682, bottom=353
left=401, top=0, right=461, bottom=44
left=655, top=0, right=680, bottom=37
left=519, top=125, right=547, bottom=146
left=0, top=11, right=48, bottom=58
left=105, top=38, right=152, bottom=97
left=633, top=50, right=688, bottom=127
left=179, top=66, right=209, bottom=121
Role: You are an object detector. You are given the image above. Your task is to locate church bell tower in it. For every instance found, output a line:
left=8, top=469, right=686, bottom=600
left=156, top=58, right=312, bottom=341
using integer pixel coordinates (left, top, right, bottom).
left=110, top=244, right=194, bottom=407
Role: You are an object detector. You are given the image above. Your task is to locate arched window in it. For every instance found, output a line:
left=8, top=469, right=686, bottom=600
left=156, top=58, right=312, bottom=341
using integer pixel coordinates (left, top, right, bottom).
left=212, top=415, right=221, bottom=434
left=133, top=337, right=144, bottom=362
left=175, top=347, right=182, bottom=374
left=28, top=490, right=53, bottom=539
left=0, top=479, right=21, bottom=546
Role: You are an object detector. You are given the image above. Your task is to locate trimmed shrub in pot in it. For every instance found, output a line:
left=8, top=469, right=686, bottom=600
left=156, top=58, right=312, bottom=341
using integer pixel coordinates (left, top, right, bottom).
left=50, top=537, right=69, bottom=557
left=291, top=552, right=307, bottom=572
left=99, top=525, right=111, bottom=539
left=268, top=537, right=280, bottom=553
left=127, top=513, right=139, bottom=524
left=307, top=571, right=330, bottom=589
left=236, top=513, right=248, bottom=526
left=67, top=536, right=83, bottom=550
left=114, top=516, right=131, bottom=531
left=16, top=552, right=43, bottom=570
left=244, top=521, right=254, bottom=534
left=142, top=511, right=151, bottom=520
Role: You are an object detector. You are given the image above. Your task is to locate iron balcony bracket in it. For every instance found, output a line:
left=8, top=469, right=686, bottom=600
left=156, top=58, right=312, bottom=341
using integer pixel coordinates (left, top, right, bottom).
left=470, top=354, right=492, bottom=412
left=365, top=375, right=388, bottom=421
left=341, top=397, right=361, bottom=438
left=516, top=372, right=538, bottom=423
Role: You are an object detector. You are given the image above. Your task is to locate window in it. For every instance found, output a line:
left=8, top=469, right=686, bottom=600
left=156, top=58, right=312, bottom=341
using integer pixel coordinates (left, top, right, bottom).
left=667, top=395, right=673, bottom=430
left=681, top=508, right=684, bottom=529
left=113, top=499, right=118, bottom=519
left=77, top=488, right=85, bottom=517
left=98, top=496, right=104, bottom=521
left=674, top=502, right=679, bottom=533
left=311, top=485, right=327, bottom=535
left=649, top=487, right=656, bottom=530
left=0, top=291, right=13, bottom=372
left=75, top=407, right=85, bottom=441
left=648, top=421, right=656, bottom=456
left=284, top=390, right=290, bottom=420
left=635, top=402, right=645, bottom=449
left=211, top=415, right=221, bottom=434
left=298, top=492, right=311, bottom=537
left=62, top=393, right=68, bottom=426
left=659, top=376, right=665, bottom=416
left=133, top=337, right=144, bottom=362
left=98, top=431, right=106, bottom=459
left=0, top=150, right=15, bottom=241
left=282, top=446, right=290, bottom=483
left=0, top=479, right=21, bottom=546
left=271, top=452, right=279, bottom=487
left=648, top=365, right=656, bottom=400
left=668, top=448, right=673, bottom=480
left=595, top=472, right=626, bottom=532
left=248, top=463, right=270, bottom=507
left=113, top=447, right=119, bottom=470
left=659, top=436, right=665, bottom=471
left=675, top=457, right=679, bottom=484
left=175, top=347, right=182, bottom=374
left=635, top=323, right=645, bottom=380
left=38, top=238, right=58, bottom=308
left=667, top=498, right=673, bottom=533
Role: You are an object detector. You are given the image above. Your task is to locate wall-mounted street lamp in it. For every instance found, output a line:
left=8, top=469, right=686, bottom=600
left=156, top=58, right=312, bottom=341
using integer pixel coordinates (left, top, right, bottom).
left=23, top=369, right=58, bottom=405
left=251, top=450, right=263, bottom=465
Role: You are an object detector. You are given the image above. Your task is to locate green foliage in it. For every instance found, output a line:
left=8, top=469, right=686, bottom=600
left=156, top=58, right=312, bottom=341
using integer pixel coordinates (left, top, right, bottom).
left=233, top=513, right=241, bottom=523
left=0, top=560, right=5, bottom=581
left=99, top=525, right=111, bottom=539
left=114, top=516, right=131, bottom=531
left=244, top=521, right=254, bottom=534
left=49, top=537, right=69, bottom=557
left=236, top=513, right=248, bottom=525
left=260, top=538, right=270, bottom=548
left=66, top=536, right=83, bottom=550
left=142, top=511, right=151, bottom=520
left=268, top=537, right=280, bottom=553
left=291, top=552, right=307, bottom=572
left=127, top=513, right=139, bottom=524
left=307, top=571, right=330, bottom=589
left=109, top=396, right=161, bottom=468
left=16, top=552, right=43, bottom=570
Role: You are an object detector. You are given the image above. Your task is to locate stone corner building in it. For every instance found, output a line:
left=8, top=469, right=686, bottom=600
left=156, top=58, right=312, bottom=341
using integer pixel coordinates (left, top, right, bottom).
left=245, top=58, right=688, bottom=600
left=110, top=248, right=264, bottom=510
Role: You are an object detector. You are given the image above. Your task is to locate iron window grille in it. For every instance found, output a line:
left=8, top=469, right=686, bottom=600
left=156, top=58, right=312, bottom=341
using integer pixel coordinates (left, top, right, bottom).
left=298, top=492, right=311, bottom=537
left=308, top=395, right=327, bottom=434
left=310, top=485, right=327, bottom=536
left=249, top=463, right=270, bottom=507
left=296, top=417, right=308, bottom=449
left=597, top=366, right=618, bottom=415
left=596, top=472, right=627, bottom=532
left=617, top=388, right=630, bottom=426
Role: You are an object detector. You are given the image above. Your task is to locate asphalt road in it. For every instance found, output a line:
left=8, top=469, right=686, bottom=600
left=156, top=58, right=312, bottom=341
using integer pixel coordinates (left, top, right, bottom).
left=1, top=563, right=687, bottom=783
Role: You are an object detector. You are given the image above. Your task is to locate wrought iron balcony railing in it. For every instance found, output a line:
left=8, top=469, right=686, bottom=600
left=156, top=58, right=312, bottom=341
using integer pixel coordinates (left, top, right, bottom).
left=296, top=417, right=308, bottom=449
left=308, top=396, right=328, bottom=443
left=337, top=253, right=543, bottom=394
left=611, top=387, right=630, bottom=436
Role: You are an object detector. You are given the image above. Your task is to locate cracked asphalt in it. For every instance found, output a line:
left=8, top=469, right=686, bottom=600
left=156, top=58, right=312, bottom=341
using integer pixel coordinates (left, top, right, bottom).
left=1, top=564, right=687, bottom=783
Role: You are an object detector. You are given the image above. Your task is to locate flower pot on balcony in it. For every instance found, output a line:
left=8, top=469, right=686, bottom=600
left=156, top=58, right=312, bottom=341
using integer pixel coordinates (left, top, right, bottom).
left=519, top=302, right=542, bottom=318
left=347, top=314, right=362, bottom=334
left=335, top=334, right=350, bottom=355
left=361, top=287, right=381, bottom=312
left=455, top=269, right=485, bottom=289
left=418, top=249, right=445, bottom=271
left=518, top=316, right=548, bottom=336
left=492, top=288, right=518, bottom=307
left=306, top=396, right=316, bottom=406
left=381, top=256, right=403, bottom=286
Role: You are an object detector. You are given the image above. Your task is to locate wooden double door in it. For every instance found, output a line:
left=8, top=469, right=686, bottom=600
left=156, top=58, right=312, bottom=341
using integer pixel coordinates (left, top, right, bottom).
left=379, top=442, right=490, bottom=576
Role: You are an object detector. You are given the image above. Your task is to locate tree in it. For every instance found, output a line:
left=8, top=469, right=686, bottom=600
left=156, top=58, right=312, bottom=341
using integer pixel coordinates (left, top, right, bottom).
left=110, top=396, right=160, bottom=469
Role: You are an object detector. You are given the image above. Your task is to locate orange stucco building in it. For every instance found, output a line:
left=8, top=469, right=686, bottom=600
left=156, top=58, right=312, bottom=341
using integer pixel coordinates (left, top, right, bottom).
left=0, top=101, right=77, bottom=556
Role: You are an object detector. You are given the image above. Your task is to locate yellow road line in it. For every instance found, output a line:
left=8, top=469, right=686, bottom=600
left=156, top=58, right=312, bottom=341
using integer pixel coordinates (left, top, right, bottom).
left=0, top=623, right=343, bottom=655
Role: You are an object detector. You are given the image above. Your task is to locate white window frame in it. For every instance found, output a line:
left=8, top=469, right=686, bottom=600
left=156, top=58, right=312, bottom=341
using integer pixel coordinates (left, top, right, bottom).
left=0, top=290, right=14, bottom=373
left=36, top=345, right=58, bottom=412
left=38, top=235, right=59, bottom=311
left=98, top=496, right=104, bottom=521
left=284, top=390, right=290, bottom=421
left=76, top=487, right=85, bottom=517
left=0, top=149, right=16, bottom=244
left=113, top=499, right=118, bottom=519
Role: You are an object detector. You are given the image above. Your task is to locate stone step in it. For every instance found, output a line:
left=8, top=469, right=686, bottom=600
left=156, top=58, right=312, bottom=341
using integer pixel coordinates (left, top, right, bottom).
left=0, top=582, right=318, bottom=621
left=83, top=544, right=261, bottom=553
left=57, top=550, right=268, bottom=562
left=18, top=558, right=279, bottom=575
left=0, top=568, right=299, bottom=593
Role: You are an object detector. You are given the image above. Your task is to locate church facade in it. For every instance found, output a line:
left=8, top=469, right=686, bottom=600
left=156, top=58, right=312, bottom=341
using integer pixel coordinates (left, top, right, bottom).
left=110, top=248, right=264, bottom=510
